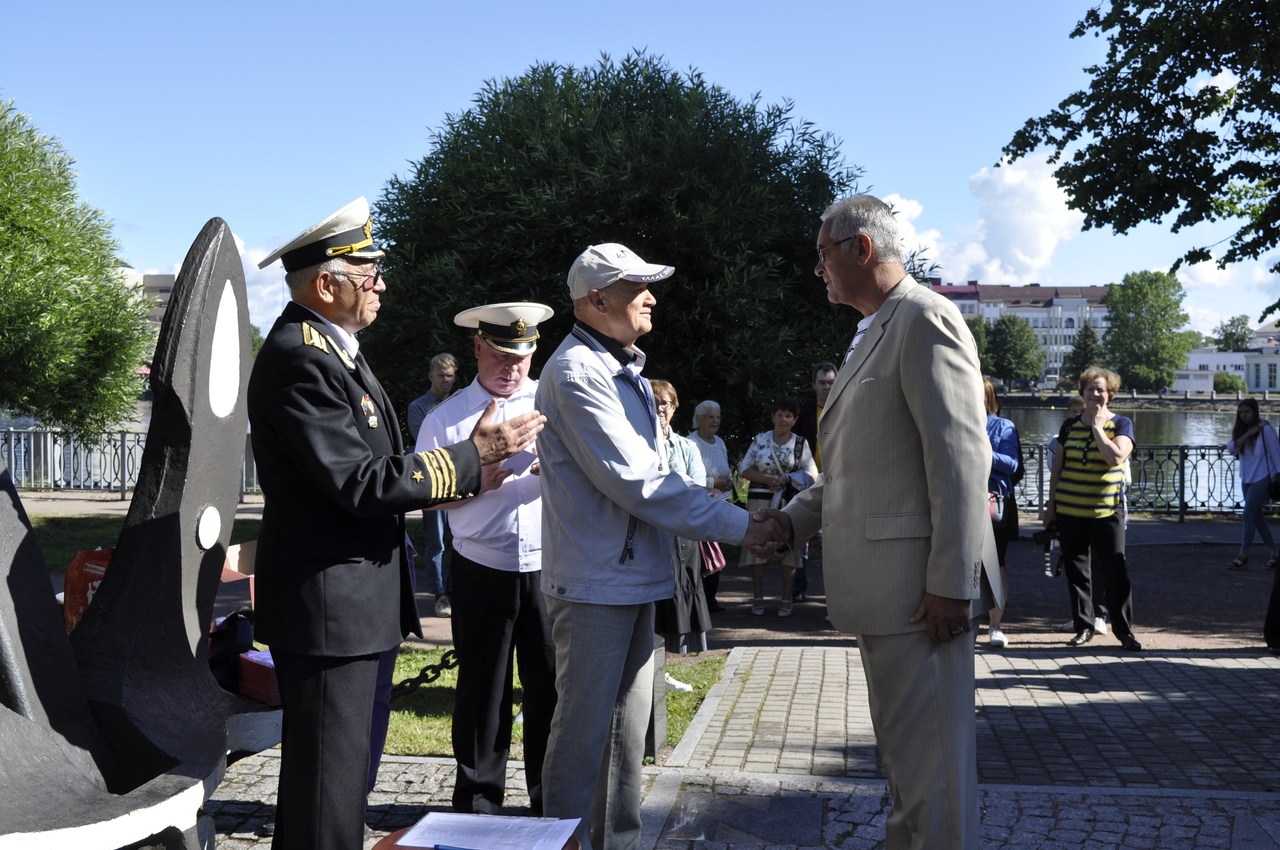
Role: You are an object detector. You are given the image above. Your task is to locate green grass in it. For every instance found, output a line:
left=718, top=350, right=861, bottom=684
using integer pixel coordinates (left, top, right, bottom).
left=28, top=515, right=262, bottom=571
left=385, top=648, right=727, bottom=757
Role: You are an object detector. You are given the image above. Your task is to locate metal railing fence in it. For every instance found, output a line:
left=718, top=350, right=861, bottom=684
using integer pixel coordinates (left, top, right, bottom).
left=0, top=427, right=1258, bottom=518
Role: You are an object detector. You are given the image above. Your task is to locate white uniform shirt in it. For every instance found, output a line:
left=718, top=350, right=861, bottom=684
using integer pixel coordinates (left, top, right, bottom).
left=415, top=376, right=541, bottom=572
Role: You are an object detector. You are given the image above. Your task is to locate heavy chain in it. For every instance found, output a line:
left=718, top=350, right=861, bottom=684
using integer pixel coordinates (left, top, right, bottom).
left=390, top=648, right=459, bottom=700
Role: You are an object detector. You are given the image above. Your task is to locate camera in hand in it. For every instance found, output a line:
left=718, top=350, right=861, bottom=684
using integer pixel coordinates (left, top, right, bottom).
left=1030, top=523, right=1058, bottom=546
left=1034, top=522, right=1062, bottom=577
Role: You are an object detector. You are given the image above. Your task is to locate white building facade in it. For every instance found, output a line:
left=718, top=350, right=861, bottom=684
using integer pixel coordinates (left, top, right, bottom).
left=930, top=282, right=1111, bottom=382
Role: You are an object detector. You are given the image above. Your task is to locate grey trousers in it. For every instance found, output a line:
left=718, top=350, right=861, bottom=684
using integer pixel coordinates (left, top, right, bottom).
left=859, top=628, right=979, bottom=850
left=542, top=597, right=656, bottom=850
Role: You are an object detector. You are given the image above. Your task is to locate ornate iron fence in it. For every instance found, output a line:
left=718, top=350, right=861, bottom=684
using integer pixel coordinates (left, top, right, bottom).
left=0, top=427, right=1253, bottom=517
left=1016, top=443, right=1248, bottom=519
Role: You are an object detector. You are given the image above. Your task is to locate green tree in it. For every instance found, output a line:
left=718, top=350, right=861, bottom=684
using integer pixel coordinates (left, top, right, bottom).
left=1061, top=320, right=1104, bottom=385
left=0, top=99, right=151, bottom=437
left=966, top=317, right=994, bottom=376
left=368, top=53, right=864, bottom=451
left=1213, top=315, right=1253, bottom=351
left=1214, top=370, right=1247, bottom=393
left=1002, top=1, right=1280, bottom=318
left=1102, top=270, right=1195, bottom=391
left=987, top=314, right=1046, bottom=387
left=249, top=324, right=265, bottom=359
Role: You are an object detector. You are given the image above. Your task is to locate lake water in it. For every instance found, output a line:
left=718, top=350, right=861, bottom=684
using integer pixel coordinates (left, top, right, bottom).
left=1004, top=408, right=1237, bottom=447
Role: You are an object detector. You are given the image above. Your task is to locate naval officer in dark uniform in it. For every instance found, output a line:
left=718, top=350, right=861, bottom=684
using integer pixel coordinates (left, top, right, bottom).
left=247, top=197, right=545, bottom=850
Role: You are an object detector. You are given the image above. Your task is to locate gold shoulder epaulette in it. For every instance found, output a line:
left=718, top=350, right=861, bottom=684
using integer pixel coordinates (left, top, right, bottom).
left=416, top=448, right=462, bottom=501
left=301, top=321, right=330, bottom=353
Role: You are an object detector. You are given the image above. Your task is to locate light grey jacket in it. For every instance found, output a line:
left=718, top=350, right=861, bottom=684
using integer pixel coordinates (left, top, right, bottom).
left=537, top=324, right=748, bottom=605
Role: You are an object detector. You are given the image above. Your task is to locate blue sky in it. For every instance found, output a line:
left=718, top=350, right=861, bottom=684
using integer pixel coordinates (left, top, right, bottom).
left=6, top=1, right=1277, bottom=334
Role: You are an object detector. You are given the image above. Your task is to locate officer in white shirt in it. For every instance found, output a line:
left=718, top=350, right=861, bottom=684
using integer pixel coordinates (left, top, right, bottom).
left=415, top=302, right=557, bottom=815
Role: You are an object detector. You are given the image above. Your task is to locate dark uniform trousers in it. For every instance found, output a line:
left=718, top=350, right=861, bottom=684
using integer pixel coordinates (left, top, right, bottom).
left=449, top=549, right=557, bottom=814
left=249, top=302, right=482, bottom=850
left=271, top=649, right=380, bottom=850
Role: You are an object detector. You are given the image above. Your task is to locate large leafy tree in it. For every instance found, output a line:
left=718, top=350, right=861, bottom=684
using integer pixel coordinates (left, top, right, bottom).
left=0, top=99, right=151, bottom=437
left=367, top=53, right=866, bottom=452
left=966, top=317, right=994, bottom=376
left=1002, top=1, right=1280, bottom=318
left=987, top=314, right=1046, bottom=387
left=1102, top=270, right=1195, bottom=391
left=1060, top=320, right=1105, bottom=385
left=1213, top=315, right=1253, bottom=351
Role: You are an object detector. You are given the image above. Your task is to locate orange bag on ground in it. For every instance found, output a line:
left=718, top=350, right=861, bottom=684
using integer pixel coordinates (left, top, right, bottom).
left=63, top=547, right=113, bottom=633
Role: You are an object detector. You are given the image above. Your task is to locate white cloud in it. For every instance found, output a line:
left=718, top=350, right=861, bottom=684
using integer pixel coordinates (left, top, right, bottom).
left=233, top=232, right=289, bottom=334
left=902, top=155, right=1085, bottom=286
left=1178, top=252, right=1280, bottom=332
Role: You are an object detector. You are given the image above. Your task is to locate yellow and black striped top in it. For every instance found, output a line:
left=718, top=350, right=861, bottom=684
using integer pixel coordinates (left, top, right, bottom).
left=1054, top=415, right=1135, bottom=518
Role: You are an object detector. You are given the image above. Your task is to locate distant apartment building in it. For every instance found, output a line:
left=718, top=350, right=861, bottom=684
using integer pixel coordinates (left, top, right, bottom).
left=118, top=268, right=176, bottom=327
left=930, top=281, right=1111, bottom=381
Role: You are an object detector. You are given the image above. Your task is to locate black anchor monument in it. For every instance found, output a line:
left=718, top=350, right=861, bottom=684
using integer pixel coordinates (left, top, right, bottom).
left=0, top=218, right=279, bottom=849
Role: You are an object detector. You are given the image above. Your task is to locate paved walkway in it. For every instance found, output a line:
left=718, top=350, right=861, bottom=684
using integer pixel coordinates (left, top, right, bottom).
left=20, top=495, right=1280, bottom=847
left=207, top=643, right=1280, bottom=849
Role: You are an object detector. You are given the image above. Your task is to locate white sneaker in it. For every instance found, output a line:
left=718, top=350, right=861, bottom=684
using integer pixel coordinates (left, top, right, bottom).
left=1094, top=616, right=1109, bottom=635
left=988, top=629, right=1008, bottom=649
left=434, top=595, right=452, bottom=618
left=664, top=672, right=693, bottom=692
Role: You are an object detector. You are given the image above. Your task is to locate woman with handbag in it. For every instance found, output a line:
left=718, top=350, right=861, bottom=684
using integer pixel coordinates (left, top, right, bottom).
left=737, top=397, right=818, bottom=617
left=650, top=381, right=713, bottom=682
left=1225, top=397, right=1280, bottom=570
left=983, top=379, right=1021, bottom=649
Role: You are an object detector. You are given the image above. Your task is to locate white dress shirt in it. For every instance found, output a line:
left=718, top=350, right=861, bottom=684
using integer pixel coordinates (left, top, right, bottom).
left=416, top=377, right=541, bottom=572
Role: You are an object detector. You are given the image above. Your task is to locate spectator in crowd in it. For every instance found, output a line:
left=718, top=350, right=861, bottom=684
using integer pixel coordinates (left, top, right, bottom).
left=982, top=379, right=1020, bottom=649
left=650, top=379, right=712, bottom=679
left=407, top=353, right=460, bottom=618
left=1045, top=367, right=1141, bottom=652
left=793, top=362, right=836, bottom=602
left=688, top=399, right=732, bottom=612
left=1225, top=397, right=1280, bottom=571
left=737, top=397, right=817, bottom=617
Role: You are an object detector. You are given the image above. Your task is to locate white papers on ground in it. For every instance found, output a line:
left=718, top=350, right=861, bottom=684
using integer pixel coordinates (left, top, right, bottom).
left=396, top=811, right=580, bottom=850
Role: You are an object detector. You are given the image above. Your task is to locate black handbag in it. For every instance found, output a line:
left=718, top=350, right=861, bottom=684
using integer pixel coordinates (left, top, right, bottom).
left=1261, top=423, right=1280, bottom=500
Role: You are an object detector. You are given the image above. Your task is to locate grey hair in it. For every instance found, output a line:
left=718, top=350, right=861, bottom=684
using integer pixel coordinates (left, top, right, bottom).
left=820, top=195, right=903, bottom=265
left=284, top=257, right=349, bottom=295
left=693, top=400, right=721, bottom=422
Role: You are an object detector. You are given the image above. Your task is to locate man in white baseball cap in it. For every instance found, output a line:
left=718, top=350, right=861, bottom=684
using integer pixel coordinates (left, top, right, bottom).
left=416, top=302, right=558, bottom=816
left=537, top=244, right=776, bottom=850
left=247, top=198, right=545, bottom=850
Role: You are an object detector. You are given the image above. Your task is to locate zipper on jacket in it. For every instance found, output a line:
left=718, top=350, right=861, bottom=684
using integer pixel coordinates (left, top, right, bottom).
left=619, top=515, right=638, bottom=563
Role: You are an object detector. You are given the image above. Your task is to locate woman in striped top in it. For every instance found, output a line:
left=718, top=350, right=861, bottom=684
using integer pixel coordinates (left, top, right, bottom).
left=1043, top=367, right=1142, bottom=651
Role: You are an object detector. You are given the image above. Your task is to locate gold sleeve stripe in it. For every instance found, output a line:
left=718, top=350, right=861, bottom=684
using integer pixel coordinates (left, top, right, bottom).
left=416, top=449, right=459, bottom=500
left=301, top=322, right=330, bottom=353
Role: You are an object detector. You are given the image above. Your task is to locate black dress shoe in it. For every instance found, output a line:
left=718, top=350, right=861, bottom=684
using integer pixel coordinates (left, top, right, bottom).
left=1120, top=635, right=1143, bottom=652
left=1067, top=628, right=1095, bottom=647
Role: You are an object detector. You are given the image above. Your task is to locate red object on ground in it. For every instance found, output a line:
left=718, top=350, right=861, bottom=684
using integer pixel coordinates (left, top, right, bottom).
left=63, top=547, right=113, bottom=632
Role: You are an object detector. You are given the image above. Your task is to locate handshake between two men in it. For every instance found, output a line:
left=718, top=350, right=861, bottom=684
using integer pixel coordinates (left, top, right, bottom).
left=742, top=507, right=792, bottom=556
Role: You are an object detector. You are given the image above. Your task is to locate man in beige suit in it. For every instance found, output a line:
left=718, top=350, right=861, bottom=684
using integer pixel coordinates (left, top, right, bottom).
left=755, top=194, right=1000, bottom=849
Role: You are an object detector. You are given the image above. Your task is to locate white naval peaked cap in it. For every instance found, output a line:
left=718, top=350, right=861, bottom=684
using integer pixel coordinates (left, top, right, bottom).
left=566, top=243, right=674, bottom=299
left=257, top=197, right=385, bottom=272
left=454, top=302, right=555, bottom=355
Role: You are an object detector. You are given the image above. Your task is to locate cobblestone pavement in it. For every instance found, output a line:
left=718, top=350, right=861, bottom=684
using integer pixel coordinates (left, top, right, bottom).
left=210, top=645, right=1280, bottom=849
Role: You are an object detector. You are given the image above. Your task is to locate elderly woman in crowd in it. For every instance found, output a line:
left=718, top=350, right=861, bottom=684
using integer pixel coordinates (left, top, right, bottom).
left=650, top=381, right=712, bottom=675
left=689, top=399, right=732, bottom=612
left=737, top=397, right=817, bottom=617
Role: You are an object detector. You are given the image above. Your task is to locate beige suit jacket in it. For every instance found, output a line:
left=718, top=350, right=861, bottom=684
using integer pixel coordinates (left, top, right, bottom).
left=785, top=277, right=1002, bottom=635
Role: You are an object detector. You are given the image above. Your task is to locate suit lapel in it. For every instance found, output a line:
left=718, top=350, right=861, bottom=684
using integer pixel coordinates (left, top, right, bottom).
left=826, top=277, right=917, bottom=413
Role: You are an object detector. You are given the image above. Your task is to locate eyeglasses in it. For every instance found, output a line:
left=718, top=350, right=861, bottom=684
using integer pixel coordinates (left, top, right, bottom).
left=332, top=266, right=382, bottom=291
left=817, top=236, right=853, bottom=263
left=656, top=399, right=676, bottom=409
